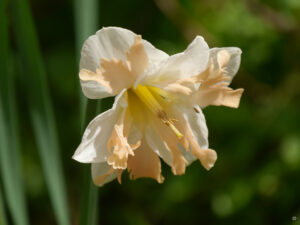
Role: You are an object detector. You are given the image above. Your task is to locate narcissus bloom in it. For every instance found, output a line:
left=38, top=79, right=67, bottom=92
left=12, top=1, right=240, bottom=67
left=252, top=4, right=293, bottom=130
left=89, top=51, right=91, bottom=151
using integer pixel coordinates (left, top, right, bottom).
left=73, top=27, right=243, bottom=186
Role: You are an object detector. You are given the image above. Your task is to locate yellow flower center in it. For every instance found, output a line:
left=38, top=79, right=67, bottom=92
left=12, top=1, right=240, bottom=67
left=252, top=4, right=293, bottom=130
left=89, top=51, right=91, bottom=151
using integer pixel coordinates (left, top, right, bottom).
left=132, top=85, right=183, bottom=139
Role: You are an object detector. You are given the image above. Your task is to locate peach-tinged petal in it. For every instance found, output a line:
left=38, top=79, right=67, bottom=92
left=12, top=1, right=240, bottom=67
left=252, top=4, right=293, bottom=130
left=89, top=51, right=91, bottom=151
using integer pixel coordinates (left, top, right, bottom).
left=161, top=103, right=216, bottom=170
left=220, top=88, right=244, bottom=108
left=178, top=145, right=197, bottom=165
left=79, top=27, right=169, bottom=99
left=181, top=105, right=208, bottom=149
left=191, top=57, right=244, bottom=109
left=195, top=81, right=244, bottom=108
left=180, top=114, right=217, bottom=170
left=179, top=117, right=217, bottom=170
left=73, top=91, right=126, bottom=163
left=126, top=35, right=148, bottom=77
left=107, top=108, right=141, bottom=169
left=117, top=170, right=123, bottom=184
left=217, top=50, right=231, bottom=69
left=80, top=27, right=167, bottom=71
left=210, top=47, right=242, bottom=80
left=127, top=140, right=164, bottom=183
left=91, top=162, right=118, bottom=186
left=149, top=113, right=187, bottom=175
left=100, top=58, right=135, bottom=94
left=158, top=76, right=198, bottom=95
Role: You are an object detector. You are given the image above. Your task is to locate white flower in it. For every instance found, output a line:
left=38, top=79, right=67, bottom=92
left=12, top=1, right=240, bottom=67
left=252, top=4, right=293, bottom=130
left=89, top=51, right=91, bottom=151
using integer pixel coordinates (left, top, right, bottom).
left=73, top=27, right=244, bottom=186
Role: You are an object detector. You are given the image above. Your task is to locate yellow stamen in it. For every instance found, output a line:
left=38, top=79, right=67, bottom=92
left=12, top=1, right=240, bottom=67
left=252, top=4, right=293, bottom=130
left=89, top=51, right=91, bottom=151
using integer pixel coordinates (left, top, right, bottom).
left=133, top=85, right=183, bottom=139
left=147, top=86, right=173, bottom=102
left=165, top=121, right=183, bottom=139
left=133, top=85, right=162, bottom=115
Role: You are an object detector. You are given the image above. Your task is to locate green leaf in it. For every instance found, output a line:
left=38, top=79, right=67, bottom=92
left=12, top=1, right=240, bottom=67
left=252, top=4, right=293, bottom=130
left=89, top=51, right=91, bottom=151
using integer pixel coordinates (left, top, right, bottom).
left=10, top=0, right=70, bottom=224
left=0, top=0, right=29, bottom=224
left=74, top=0, right=99, bottom=131
left=74, top=0, right=100, bottom=224
left=0, top=187, right=8, bottom=225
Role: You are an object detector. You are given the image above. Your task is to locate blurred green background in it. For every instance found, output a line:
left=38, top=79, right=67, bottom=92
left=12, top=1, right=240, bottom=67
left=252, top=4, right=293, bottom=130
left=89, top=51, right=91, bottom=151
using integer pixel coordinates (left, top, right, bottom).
left=0, top=0, right=300, bottom=224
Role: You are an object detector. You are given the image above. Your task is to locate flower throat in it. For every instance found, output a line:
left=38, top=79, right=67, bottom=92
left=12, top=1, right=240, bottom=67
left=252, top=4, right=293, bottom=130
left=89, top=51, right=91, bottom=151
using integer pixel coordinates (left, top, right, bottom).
left=132, top=85, right=183, bottom=139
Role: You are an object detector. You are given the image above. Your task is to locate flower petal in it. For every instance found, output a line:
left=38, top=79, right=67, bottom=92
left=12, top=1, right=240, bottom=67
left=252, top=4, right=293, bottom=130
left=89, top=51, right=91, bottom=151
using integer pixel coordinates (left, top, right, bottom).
left=209, top=47, right=242, bottom=80
left=72, top=90, right=126, bottom=163
left=145, top=125, right=173, bottom=166
left=107, top=107, right=141, bottom=169
left=96, top=58, right=133, bottom=95
left=80, top=27, right=168, bottom=99
left=195, top=71, right=244, bottom=108
left=148, top=113, right=187, bottom=175
left=91, top=162, right=118, bottom=186
left=127, top=139, right=164, bottom=183
left=144, top=36, right=209, bottom=84
left=126, top=35, right=149, bottom=77
left=176, top=104, right=208, bottom=165
left=182, top=105, right=208, bottom=149
left=166, top=104, right=217, bottom=170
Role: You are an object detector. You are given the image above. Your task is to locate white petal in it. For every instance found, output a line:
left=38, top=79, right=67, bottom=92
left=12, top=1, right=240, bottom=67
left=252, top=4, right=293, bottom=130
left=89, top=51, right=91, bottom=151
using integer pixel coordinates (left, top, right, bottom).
left=72, top=90, right=127, bottom=163
left=144, top=36, right=209, bottom=84
left=176, top=104, right=209, bottom=165
left=91, top=162, right=117, bottom=186
left=80, top=27, right=168, bottom=99
left=182, top=105, right=208, bottom=149
left=145, top=125, right=173, bottom=166
left=80, top=80, right=112, bottom=99
left=178, top=145, right=197, bottom=165
left=210, top=47, right=242, bottom=80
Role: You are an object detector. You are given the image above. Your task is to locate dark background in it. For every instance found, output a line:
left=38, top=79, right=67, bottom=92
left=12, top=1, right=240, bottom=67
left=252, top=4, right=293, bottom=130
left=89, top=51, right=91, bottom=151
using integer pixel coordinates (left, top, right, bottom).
left=0, top=0, right=300, bottom=224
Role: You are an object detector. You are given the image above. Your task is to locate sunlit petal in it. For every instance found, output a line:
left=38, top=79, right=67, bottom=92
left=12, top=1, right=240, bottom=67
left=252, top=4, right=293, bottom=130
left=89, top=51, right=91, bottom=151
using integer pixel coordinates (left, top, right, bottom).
left=126, top=35, right=149, bottom=77
left=144, top=36, right=209, bottom=84
left=80, top=27, right=168, bottom=99
left=210, top=47, right=242, bottom=80
left=73, top=91, right=126, bottom=163
left=127, top=139, right=164, bottom=183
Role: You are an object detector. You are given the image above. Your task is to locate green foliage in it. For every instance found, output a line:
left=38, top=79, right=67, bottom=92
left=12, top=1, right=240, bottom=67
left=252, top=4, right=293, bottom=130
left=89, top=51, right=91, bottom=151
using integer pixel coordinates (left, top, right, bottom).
left=9, top=0, right=70, bottom=224
left=0, top=0, right=29, bottom=224
left=74, top=0, right=100, bottom=224
left=0, top=0, right=299, bottom=224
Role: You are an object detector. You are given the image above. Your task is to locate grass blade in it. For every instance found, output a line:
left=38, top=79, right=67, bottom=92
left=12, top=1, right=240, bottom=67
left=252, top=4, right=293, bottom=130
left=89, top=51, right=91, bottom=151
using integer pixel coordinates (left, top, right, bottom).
left=0, top=0, right=29, bottom=224
left=79, top=101, right=101, bottom=225
left=11, top=0, right=70, bottom=224
left=74, top=0, right=99, bottom=130
left=0, top=187, right=8, bottom=225
left=74, top=0, right=100, bottom=224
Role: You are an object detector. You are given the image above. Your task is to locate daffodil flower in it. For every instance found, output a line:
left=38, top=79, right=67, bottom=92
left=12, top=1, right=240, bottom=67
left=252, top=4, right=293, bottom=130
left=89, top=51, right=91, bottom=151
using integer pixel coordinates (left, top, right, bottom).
left=73, top=27, right=244, bottom=186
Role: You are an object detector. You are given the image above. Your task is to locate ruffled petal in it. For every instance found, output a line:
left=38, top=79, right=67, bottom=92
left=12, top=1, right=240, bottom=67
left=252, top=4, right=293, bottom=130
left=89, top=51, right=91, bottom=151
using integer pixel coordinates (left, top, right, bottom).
left=127, top=139, right=164, bottom=183
left=80, top=27, right=168, bottom=99
left=72, top=90, right=127, bottom=163
left=178, top=104, right=217, bottom=169
left=91, top=162, right=118, bottom=186
left=126, top=35, right=149, bottom=77
left=209, top=47, right=242, bottom=81
left=144, top=36, right=209, bottom=84
left=178, top=105, right=209, bottom=165
left=164, top=103, right=217, bottom=170
left=80, top=59, right=133, bottom=95
left=107, top=107, right=141, bottom=169
left=195, top=69, right=244, bottom=108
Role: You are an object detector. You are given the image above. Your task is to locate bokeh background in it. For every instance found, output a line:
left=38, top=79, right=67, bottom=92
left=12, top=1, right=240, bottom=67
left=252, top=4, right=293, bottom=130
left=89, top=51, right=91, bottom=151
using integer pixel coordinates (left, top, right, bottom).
left=0, top=0, right=300, bottom=224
